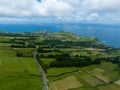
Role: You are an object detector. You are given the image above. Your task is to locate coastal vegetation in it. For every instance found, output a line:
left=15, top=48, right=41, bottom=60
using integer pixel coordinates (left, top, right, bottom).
left=1, top=30, right=120, bottom=90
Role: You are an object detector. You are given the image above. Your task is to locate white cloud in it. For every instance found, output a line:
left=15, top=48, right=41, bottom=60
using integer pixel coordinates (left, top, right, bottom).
left=87, top=13, right=100, bottom=21
left=0, top=17, right=36, bottom=24
left=0, top=0, right=73, bottom=17
left=90, top=0, right=120, bottom=12
left=0, top=0, right=120, bottom=23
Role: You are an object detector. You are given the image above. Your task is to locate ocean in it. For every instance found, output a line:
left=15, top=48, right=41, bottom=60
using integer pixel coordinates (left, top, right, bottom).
left=0, top=23, right=120, bottom=48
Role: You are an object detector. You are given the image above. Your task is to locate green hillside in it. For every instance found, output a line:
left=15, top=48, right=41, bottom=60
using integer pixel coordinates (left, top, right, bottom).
left=0, top=30, right=120, bottom=90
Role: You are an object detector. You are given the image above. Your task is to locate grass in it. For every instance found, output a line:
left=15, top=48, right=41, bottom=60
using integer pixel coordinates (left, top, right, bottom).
left=0, top=37, right=11, bottom=43
left=81, top=74, right=104, bottom=87
left=47, top=67, right=81, bottom=77
left=1, top=37, right=120, bottom=90
left=0, top=75, right=42, bottom=90
left=90, top=68, right=110, bottom=83
left=47, top=65, right=99, bottom=90
left=41, top=58, right=56, bottom=66
left=71, top=51, right=89, bottom=56
left=0, top=43, right=16, bottom=57
left=0, top=43, right=12, bottom=48
left=0, top=43, right=43, bottom=90
left=100, top=62, right=120, bottom=81
left=100, top=62, right=118, bottom=72
left=47, top=65, right=97, bottom=77
left=0, top=50, right=16, bottom=57
left=47, top=67, right=81, bottom=81
left=80, top=65, right=98, bottom=71
left=46, top=60, right=120, bottom=90
left=49, top=76, right=82, bottom=90
left=47, top=65, right=98, bottom=89
left=38, top=52, right=60, bottom=56
left=89, top=62, right=120, bottom=84
left=47, top=65, right=98, bottom=81
left=70, top=87, right=94, bottom=90
left=0, top=57, right=43, bottom=90
left=98, top=84, right=120, bottom=90
left=73, top=63, right=120, bottom=90
left=115, top=80, right=120, bottom=85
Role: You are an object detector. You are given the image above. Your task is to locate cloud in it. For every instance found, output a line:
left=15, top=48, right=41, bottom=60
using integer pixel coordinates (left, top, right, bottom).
left=0, top=0, right=73, bottom=17
left=0, top=17, right=37, bottom=24
left=90, top=0, right=120, bottom=12
left=86, top=13, right=101, bottom=21
left=0, top=0, right=120, bottom=23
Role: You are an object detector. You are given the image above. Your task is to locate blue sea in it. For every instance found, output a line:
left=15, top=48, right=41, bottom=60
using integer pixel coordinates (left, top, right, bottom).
left=0, top=23, right=120, bottom=48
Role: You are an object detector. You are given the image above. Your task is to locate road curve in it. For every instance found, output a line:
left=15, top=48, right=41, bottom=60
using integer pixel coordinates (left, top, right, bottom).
left=34, top=48, right=48, bottom=90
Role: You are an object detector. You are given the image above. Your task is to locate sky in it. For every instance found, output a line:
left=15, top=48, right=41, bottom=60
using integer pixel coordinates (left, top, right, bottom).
left=0, top=0, right=120, bottom=24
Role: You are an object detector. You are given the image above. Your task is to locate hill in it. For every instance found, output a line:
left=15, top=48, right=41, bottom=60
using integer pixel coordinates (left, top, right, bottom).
left=1, top=30, right=120, bottom=90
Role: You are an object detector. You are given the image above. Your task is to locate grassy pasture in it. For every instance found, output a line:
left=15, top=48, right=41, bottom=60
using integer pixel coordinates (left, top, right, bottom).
left=1, top=39, right=119, bottom=90
left=90, top=68, right=110, bottom=83
left=100, top=62, right=118, bottom=72
left=0, top=75, right=42, bottom=90
left=47, top=67, right=82, bottom=81
left=0, top=43, right=16, bottom=57
left=81, top=74, right=104, bottom=87
left=57, top=48, right=83, bottom=52
left=0, top=43, right=42, bottom=90
left=14, top=48, right=35, bottom=57
left=98, top=84, right=120, bottom=90
left=49, top=76, right=82, bottom=90
left=14, top=48, right=35, bottom=51
left=100, top=62, right=120, bottom=81
left=70, top=87, right=94, bottom=90
left=0, top=50, right=16, bottom=57
left=47, top=65, right=98, bottom=89
left=90, top=62, right=120, bottom=83
left=43, top=52, right=120, bottom=90
left=0, top=57, right=43, bottom=90
left=0, top=37, right=12, bottom=43
left=47, top=65, right=97, bottom=77
left=115, top=80, right=120, bottom=85
left=47, top=67, right=81, bottom=77
left=71, top=51, right=89, bottom=56
left=38, top=52, right=60, bottom=56
left=0, top=43, right=11, bottom=47
left=41, top=58, right=56, bottom=66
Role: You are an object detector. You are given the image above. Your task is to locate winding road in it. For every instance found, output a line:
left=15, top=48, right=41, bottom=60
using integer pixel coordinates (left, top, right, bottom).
left=34, top=48, right=48, bottom=90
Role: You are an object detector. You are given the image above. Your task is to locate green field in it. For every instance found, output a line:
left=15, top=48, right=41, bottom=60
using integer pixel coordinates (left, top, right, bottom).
left=49, top=76, right=82, bottom=90
left=98, top=84, right=120, bottom=90
left=47, top=62, right=120, bottom=90
left=0, top=43, right=42, bottom=90
left=41, top=58, right=56, bottom=66
left=1, top=31, right=120, bottom=90
left=81, top=74, right=104, bottom=87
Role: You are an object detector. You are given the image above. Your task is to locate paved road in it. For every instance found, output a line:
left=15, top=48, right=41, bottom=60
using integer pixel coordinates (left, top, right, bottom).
left=34, top=48, right=48, bottom=90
